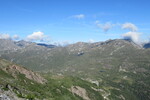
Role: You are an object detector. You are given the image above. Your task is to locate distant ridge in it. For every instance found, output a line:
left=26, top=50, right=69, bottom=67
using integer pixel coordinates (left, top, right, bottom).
left=37, top=43, right=56, bottom=48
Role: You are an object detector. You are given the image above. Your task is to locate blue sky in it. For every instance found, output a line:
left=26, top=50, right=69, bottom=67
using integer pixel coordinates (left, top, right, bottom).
left=0, top=0, right=150, bottom=44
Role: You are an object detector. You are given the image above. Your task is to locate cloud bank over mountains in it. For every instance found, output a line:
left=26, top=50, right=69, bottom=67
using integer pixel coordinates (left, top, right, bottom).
left=0, top=33, right=11, bottom=40
left=0, top=31, right=47, bottom=42
left=26, top=31, right=45, bottom=41
left=122, top=32, right=140, bottom=43
left=122, top=23, right=141, bottom=43
left=94, top=21, right=142, bottom=43
left=13, top=35, right=20, bottom=40
left=0, top=21, right=147, bottom=44
left=0, top=33, right=19, bottom=40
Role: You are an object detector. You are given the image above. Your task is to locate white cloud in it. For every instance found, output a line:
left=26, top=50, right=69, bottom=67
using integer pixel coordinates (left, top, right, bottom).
left=13, top=35, right=19, bottom=40
left=0, top=33, right=11, bottom=39
left=88, top=39, right=95, bottom=43
left=72, top=14, right=85, bottom=19
left=122, top=23, right=138, bottom=31
left=27, top=31, right=45, bottom=41
left=54, top=41, right=70, bottom=46
left=122, top=31, right=140, bottom=43
left=96, top=21, right=114, bottom=32
left=102, top=23, right=113, bottom=32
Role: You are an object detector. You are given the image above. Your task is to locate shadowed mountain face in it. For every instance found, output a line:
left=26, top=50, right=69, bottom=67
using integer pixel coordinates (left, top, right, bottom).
left=143, top=42, right=150, bottom=49
left=37, top=43, right=56, bottom=48
left=0, top=39, right=150, bottom=100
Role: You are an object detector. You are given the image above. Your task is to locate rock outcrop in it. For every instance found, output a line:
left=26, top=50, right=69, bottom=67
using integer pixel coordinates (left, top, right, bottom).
left=2, top=65, right=46, bottom=84
left=69, top=86, right=90, bottom=100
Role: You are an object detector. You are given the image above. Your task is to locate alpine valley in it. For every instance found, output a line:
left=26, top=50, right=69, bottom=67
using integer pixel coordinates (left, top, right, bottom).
left=0, top=39, right=150, bottom=100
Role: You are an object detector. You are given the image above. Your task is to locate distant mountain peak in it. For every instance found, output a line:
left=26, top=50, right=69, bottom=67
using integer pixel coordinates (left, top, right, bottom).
left=15, top=40, right=33, bottom=47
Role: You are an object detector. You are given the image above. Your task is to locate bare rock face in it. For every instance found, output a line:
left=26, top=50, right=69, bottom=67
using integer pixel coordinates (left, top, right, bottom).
left=69, top=86, right=90, bottom=100
left=3, top=65, right=46, bottom=84
left=0, top=94, right=11, bottom=100
left=0, top=88, right=25, bottom=100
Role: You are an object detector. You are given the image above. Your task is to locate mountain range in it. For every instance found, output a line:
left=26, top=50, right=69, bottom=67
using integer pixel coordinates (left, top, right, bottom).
left=0, top=39, right=150, bottom=100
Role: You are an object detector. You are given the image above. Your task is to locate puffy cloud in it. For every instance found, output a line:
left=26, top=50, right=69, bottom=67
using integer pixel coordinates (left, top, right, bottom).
left=122, top=23, right=138, bottom=31
left=0, top=33, right=11, bottom=39
left=122, top=31, right=140, bottom=43
left=27, top=31, right=45, bottom=41
left=96, top=21, right=113, bottom=32
left=13, top=35, right=19, bottom=40
left=88, top=39, right=95, bottom=43
left=72, top=14, right=85, bottom=19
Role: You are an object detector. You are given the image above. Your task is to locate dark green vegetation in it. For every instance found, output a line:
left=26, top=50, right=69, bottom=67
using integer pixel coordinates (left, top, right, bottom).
left=0, top=39, right=150, bottom=100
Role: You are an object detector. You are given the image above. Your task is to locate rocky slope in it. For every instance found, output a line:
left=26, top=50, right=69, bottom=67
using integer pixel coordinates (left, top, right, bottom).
left=2, top=65, right=46, bottom=84
left=0, top=58, right=47, bottom=99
